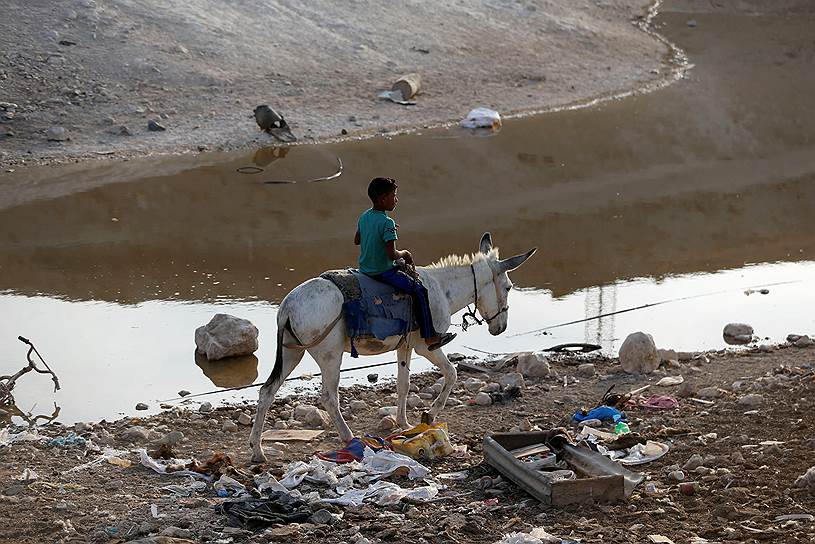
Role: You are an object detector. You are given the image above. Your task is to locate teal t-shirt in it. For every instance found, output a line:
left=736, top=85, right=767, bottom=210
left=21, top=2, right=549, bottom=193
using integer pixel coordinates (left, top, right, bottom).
left=358, top=208, right=398, bottom=275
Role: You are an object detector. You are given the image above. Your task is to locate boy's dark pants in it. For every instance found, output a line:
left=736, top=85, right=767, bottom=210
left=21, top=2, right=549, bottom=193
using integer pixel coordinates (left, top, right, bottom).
left=370, top=268, right=435, bottom=339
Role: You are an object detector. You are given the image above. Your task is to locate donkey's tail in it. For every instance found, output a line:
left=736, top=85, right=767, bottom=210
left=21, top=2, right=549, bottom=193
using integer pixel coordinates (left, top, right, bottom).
left=266, top=308, right=291, bottom=388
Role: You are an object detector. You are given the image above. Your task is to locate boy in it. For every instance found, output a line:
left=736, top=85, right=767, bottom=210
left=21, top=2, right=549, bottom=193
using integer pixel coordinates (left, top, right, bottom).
left=354, top=177, right=456, bottom=351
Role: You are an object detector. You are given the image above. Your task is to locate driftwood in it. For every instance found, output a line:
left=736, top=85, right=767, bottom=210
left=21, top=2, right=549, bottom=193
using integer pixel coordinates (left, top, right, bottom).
left=0, top=336, right=60, bottom=407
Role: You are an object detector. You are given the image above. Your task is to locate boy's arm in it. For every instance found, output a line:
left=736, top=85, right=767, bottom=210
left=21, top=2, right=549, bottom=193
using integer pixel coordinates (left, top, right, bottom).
left=354, top=229, right=360, bottom=246
left=385, top=240, right=413, bottom=264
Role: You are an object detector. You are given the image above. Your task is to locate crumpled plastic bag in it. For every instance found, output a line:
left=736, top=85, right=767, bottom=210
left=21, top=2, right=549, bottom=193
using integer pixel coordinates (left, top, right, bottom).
left=361, top=447, right=430, bottom=480
left=279, top=458, right=340, bottom=489
left=494, top=527, right=561, bottom=544
left=321, top=479, right=439, bottom=507
left=137, top=448, right=210, bottom=480
left=0, top=428, right=44, bottom=447
left=63, top=447, right=131, bottom=474
left=460, top=107, right=502, bottom=129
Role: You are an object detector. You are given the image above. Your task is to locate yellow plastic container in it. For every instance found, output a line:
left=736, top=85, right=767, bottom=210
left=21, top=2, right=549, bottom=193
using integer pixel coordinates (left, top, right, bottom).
left=391, top=422, right=454, bottom=460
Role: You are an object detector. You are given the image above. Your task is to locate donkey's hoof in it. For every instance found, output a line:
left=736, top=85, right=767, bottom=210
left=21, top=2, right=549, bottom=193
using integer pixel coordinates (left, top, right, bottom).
left=250, top=452, right=268, bottom=465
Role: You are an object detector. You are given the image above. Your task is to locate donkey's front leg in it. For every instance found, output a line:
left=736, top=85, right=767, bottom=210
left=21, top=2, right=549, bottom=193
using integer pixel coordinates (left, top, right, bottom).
left=395, top=342, right=414, bottom=429
left=415, top=345, right=457, bottom=420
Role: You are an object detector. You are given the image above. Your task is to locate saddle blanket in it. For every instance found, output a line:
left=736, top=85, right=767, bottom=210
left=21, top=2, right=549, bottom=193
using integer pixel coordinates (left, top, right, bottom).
left=320, top=269, right=418, bottom=356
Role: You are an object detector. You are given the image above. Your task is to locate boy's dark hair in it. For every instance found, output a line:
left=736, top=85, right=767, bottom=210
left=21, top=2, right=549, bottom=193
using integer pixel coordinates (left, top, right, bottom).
left=368, top=177, right=398, bottom=202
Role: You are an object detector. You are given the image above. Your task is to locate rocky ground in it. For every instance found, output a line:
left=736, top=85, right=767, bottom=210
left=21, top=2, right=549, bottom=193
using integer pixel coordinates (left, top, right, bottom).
left=0, top=0, right=673, bottom=170
left=1, top=341, right=814, bottom=544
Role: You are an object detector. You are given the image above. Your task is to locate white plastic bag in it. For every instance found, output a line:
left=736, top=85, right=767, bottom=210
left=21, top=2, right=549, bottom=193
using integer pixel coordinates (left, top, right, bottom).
left=460, top=107, right=502, bottom=129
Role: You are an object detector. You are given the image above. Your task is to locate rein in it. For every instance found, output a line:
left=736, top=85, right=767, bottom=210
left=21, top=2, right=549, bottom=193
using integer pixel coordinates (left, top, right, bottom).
left=460, top=264, right=507, bottom=331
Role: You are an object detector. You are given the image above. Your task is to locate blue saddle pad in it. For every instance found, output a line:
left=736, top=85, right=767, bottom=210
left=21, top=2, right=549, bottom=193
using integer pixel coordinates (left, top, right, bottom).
left=320, top=269, right=418, bottom=357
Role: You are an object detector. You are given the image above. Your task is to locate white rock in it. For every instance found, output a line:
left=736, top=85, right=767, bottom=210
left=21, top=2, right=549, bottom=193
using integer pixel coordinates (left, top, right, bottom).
left=683, top=454, right=704, bottom=471
left=273, top=420, right=288, bottom=429
left=657, top=349, right=679, bottom=362
left=577, top=363, right=595, bottom=377
left=619, top=332, right=659, bottom=374
left=123, top=426, right=149, bottom=441
left=378, top=415, right=396, bottom=432
left=794, top=335, right=814, bottom=348
left=515, top=352, right=550, bottom=377
left=46, top=126, right=69, bottom=141
left=499, top=372, right=525, bottom=390
left=194, top=313, right=259, bottom=360
left=481, top=382, right=501, bottom=393
left=474, top=392, right=492, bottom=406
left=199, top=402, right=213, bottom=413
left=738, top=394, right=764, bottom=407
left=446, top=397, right=462, bottom=406
left=463, top=378, right=487, bottom=392
left=723, top=323, right=753, bottom=345
left=293, top=404, right=316, bottom=420
left=237, top=413, right=252, bottom=426
left=378, top=406, right=397, bottom=417
left=222, top=420, right=238, bottom=432
left=349, top=400, right=367, bottom=412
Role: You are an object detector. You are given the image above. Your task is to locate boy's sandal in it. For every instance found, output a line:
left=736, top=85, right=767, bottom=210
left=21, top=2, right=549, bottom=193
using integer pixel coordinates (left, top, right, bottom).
left=428, top=332, right=457, bottom=351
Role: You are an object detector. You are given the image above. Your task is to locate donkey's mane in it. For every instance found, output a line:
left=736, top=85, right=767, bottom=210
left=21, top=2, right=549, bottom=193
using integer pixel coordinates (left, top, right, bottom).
left=427, top=248, right=499, bottom=268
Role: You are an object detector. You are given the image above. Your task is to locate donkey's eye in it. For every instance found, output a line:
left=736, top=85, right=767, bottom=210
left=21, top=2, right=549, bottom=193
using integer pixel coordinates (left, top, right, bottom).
left=505, top=286, right=512, bottom=292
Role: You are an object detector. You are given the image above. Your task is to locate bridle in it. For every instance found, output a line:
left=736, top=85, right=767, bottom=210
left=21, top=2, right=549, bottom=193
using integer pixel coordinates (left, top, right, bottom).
left=460, top=264, right=508, bottom=331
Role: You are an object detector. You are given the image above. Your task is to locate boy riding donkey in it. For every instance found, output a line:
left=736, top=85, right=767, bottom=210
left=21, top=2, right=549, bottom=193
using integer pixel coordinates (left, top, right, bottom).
left=355, top=177, right=456, bottom=352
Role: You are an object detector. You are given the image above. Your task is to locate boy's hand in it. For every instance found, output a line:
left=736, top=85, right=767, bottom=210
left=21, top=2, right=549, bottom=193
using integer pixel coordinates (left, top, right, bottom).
left=400, top=250, right=413, bottom=265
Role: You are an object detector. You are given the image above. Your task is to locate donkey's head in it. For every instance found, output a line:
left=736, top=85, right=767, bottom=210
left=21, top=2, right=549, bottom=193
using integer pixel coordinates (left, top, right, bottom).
left=475, top=232, right=537, bottom=335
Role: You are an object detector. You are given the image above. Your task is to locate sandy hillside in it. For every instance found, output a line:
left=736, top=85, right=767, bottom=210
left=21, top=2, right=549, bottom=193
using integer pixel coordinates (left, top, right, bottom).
left=0, top=0, right=671, bottom=168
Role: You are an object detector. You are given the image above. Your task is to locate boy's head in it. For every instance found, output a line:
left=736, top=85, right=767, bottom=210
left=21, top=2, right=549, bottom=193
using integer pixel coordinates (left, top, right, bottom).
left=368, top=177, right=398, bottom=210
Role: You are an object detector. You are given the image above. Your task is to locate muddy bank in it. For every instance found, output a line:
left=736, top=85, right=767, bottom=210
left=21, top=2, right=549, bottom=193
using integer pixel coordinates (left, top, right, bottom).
left=0, top=0, right=674, bottom=169
left=1, top=344, right=814, bottom=543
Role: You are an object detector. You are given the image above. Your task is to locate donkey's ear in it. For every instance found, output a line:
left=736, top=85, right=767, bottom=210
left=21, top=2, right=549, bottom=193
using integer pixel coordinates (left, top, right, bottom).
left=479, top=232, right=493, bottom=254
left=498, top=247, right=537, bottom=273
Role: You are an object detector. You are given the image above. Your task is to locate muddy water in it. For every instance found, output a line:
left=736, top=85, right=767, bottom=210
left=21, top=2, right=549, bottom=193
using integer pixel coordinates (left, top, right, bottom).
left=1, top=3, right=814, bottom=423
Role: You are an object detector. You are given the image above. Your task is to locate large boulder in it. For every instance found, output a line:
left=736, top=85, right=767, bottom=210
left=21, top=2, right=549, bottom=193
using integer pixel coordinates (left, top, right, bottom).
left=515, top=352, right=551, bottom=377
left=195, top=313, right=259, bottom=360
left=619, top=332, right=659, bottom=374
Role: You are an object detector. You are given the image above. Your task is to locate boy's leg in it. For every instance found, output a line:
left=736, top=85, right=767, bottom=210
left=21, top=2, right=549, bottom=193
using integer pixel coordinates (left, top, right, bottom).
left=374, top=269, right=435, bottom=339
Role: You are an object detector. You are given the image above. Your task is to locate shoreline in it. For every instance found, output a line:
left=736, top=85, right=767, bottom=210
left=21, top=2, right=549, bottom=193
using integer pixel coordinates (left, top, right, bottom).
left=0, top=0, right=681, bottom=172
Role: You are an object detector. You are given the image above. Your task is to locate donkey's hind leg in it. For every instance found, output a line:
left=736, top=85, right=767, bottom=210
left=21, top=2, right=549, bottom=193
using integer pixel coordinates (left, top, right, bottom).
left=309, top=325, right=353, bottom=443
left=414, top=344, right=457, bottom=421
left=249, top=344, right=305, bottom=464
left=395, top=341, right=415, bottom=429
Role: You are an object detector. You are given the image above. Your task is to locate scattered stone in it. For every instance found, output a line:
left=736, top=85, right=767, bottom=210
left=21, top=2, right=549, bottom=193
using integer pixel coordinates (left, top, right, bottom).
left=794, top=467, right=815, bottom=493
left=794, top=335, right=813, bottom=348
left=668, top=470, right=686, bottom=482
left=619, top=332, right=659, bottom=374
left=273, top=420, right=288, bottom=430
left=123, top=426, right=150, bottom=441
left=367, top=373, right=379, bottom=383
left=463, top=378, right=487, bottom=392
left=195, top=313, right=259, bottom=360
left=499, top=372, right=525, bottom=390
left=738, top=394, right=764, bottom=407
left=758, top=344, right=773, bottom=353
left=407, top=394, right=425, bottom=409
left=577, top=363, right=595, bottom=377
left=446, top=397, right=462, bottom=406
left=377, top=406, right=397, bottom=417
left=111, top=125, right=132, bottom=136
left=349, top=400, right=367, bottom=412
left=657, top=348, right=679, bottom=362
left=308, top=509, right=337, bottom=525
left=199, top=402, right=213, bottom=413
left=731, top=451, right=745, bottom=464
left=687, top=19, right=697, bottom=27
left=178, top=390, right=191, bottom=397
left=74, top=422, right=92, bottom=433
left=515, top=352, right=550, bottom=377
left=677, top=381, right=695, bottom=398
left=147, top=119, right=166, bottom=132
left=787, top=334, right=802, bottom=343
left=46, top=126, right=69, bottom=141
left=222, top=420, right=238, bottom=432
left=378, top=415, right=396, bottom=432
left=683, top=454, right=704, bottom=472
left=474, top=392, right=493, bottom=406
left=723, top=323, right=753, bottom=345
left=135, top=402, right=149, bottom=411
left=159, top=431, right=184, bottom=446
left=237, top=413, right=252, bottom=426
left=696, top=387, right=721, bottom=399
left=481, top=382, right=501, bottom=393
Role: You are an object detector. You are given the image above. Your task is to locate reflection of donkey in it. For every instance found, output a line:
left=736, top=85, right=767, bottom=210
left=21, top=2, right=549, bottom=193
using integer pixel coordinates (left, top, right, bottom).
left=249, top=233, right=536, bottom=462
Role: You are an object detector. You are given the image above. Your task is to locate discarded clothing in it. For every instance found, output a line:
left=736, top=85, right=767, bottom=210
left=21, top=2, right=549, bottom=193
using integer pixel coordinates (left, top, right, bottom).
left=573, top=405, right=626, bottom=423
left=317, top=436, right=387, bottom=463
left=219, top=491, right=311, bottom=530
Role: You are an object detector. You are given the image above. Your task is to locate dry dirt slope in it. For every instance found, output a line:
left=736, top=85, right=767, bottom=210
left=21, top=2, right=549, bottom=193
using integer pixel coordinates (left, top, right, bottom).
left=0, top=0, right=668, bottom=167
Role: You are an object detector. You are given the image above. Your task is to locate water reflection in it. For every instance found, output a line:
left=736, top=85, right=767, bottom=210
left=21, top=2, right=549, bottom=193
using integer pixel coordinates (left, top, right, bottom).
left=195, top=353, right=259, bottom=388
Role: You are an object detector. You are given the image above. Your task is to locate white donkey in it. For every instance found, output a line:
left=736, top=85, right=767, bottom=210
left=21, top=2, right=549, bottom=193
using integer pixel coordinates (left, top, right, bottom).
left=249, top=233, right=536, bottom=463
